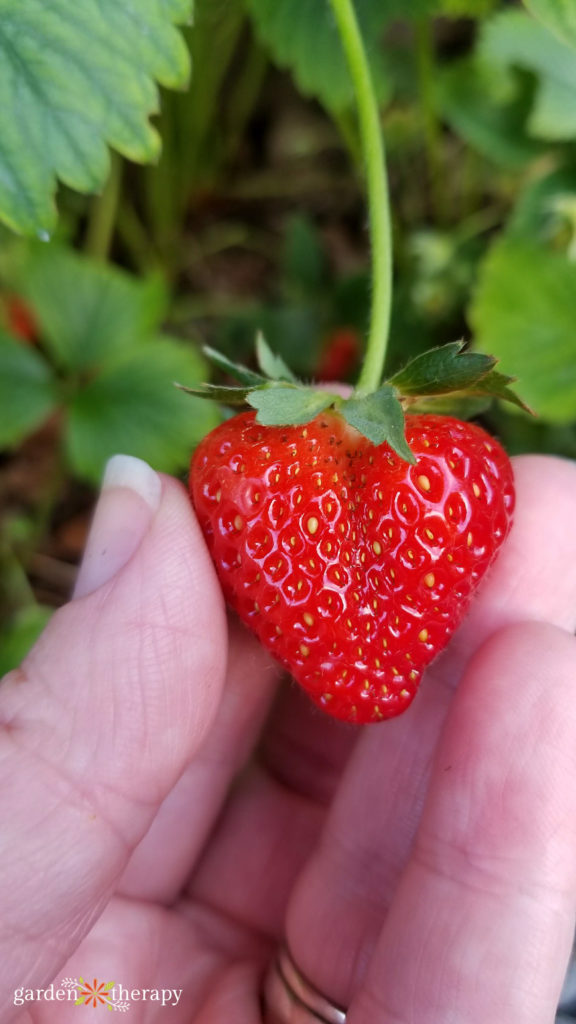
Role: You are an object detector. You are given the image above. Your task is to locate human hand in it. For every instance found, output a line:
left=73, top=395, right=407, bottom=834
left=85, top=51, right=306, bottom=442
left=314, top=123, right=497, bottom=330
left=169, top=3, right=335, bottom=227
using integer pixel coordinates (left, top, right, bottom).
left=1, top=452, right=576, bottom=1023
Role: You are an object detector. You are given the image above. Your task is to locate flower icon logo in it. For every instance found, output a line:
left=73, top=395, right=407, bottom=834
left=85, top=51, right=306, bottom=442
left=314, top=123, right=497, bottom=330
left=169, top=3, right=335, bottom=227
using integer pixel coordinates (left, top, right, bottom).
left=74, top=978, right=115, bottom=1008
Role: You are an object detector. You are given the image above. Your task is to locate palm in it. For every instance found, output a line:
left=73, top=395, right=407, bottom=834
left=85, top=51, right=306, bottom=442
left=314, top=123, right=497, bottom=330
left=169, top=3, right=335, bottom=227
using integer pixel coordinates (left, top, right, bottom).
left=3, top=455, right=576, bottom=1024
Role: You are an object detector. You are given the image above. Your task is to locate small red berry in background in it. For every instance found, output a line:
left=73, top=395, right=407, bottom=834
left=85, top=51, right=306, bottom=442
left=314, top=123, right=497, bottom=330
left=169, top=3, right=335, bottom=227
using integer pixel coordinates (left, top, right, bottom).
left=317, top=327, right=361, bottom=382
left=4, top=295, right=38, bottom=343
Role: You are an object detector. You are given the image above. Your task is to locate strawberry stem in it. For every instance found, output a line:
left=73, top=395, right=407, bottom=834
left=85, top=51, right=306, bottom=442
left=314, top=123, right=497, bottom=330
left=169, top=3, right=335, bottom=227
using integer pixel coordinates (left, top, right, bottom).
left=328, top=0, right=392, bottom=396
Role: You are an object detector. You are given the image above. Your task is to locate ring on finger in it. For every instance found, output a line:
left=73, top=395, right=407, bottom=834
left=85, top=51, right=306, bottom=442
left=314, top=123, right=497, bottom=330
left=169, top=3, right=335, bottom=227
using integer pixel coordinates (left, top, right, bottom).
left=262, top=944, right=347, bottom=1023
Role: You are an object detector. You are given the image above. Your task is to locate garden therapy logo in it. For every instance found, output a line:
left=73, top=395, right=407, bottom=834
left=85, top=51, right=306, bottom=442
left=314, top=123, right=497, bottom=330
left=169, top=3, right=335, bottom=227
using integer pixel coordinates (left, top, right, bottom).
left=13, top=977, right=183, bottom=1010
left=72, top=977, right=128, bottom=1011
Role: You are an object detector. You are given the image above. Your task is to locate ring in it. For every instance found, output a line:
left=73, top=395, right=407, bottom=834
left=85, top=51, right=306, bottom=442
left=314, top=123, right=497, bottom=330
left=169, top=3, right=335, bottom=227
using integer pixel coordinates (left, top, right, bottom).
left=262, top=944, right=347, bottom=1023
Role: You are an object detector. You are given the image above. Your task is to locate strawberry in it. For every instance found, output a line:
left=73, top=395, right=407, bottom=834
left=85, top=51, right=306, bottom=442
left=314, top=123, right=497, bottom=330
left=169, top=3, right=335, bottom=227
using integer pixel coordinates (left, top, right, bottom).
left=317, top=327, right=361, bottom=382
left=4, top=295, right=38, bottom=342
left=190, top=407, right=514, bottom=724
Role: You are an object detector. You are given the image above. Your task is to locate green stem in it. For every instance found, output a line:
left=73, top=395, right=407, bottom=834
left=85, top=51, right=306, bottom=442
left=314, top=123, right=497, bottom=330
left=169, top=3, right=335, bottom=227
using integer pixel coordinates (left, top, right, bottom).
left=85, top=154, right=122, bottom=261
left=224, top=33, right=268, bottom=166
left=0, top=544, right=37, bottom=618
left=415, top=17, right=445, bottom=224
left=328, top=0, right=392, bottom=395
left=333, top=107, right=363, bottom=169
left=116, top=202, right=162, bottom=275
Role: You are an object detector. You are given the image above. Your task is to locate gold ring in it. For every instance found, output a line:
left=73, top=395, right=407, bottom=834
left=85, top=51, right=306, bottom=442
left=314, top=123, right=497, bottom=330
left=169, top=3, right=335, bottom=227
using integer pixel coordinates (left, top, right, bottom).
left=262, top=944, right=347, bottom=1023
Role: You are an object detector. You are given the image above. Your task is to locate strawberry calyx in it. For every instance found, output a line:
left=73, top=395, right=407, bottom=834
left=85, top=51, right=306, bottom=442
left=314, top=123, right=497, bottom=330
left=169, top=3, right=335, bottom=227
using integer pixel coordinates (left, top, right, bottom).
left=176, top=335, right=531, bottom=464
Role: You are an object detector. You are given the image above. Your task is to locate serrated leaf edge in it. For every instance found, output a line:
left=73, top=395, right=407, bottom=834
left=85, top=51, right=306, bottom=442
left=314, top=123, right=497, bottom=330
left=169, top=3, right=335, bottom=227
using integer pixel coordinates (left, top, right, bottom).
left=181, top=339, right=531, bottom=463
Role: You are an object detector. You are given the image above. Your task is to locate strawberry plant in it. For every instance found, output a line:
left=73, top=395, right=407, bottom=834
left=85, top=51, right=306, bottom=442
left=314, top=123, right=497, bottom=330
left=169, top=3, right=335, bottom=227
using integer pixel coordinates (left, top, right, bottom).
left=1, top=0, right=576, bottom=688
left=186, top=0, right=526, bottom=723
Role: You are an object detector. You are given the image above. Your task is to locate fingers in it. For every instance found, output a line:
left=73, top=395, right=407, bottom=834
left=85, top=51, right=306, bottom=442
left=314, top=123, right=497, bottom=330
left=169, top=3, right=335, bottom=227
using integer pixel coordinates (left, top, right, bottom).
left=118, top=619, right=279, bottom=903
left=185, top=684, right=358, bottom=941
left=0, top=458, right=228, bottom=1008
left=438, top=454, right=576, bottom=681
left=495, top=456, right=576, bottom=631
left=350, top=622, right=576, bottom=1024
left=285, top=680, right=447, bottom=1007
left=260, top=683, right=358, bottom=806
left=284, top=453, right=576, bottom=1008
left=39, top=894, right=268, bottom=1024
left=120, top=620, right=358, bottom=910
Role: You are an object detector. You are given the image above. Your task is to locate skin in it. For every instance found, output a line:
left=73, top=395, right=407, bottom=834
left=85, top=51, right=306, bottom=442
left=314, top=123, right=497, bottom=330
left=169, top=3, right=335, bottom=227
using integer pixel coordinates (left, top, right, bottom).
left=1, top=454, right=576, bottom=1023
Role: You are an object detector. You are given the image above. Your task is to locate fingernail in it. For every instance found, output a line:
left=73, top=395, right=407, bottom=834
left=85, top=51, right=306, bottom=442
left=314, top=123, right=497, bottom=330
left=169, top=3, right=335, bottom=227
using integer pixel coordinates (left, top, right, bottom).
left=73, top=455, right=162, bottom=599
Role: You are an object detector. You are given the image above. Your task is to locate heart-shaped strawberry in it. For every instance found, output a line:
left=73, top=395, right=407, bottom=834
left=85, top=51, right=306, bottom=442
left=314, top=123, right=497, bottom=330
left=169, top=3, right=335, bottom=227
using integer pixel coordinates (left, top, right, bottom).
left=190, top=409, right=514, bottom=723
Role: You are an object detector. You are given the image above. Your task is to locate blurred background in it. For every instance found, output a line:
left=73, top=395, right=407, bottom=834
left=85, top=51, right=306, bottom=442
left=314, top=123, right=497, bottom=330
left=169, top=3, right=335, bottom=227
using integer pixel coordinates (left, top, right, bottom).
left=2, top=0, right=576, bottom=676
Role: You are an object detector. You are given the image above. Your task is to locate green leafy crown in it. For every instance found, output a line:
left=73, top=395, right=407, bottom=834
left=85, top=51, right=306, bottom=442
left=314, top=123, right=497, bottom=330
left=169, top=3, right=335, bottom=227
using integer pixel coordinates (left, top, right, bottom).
left=177, top=334, right=531, bottom=464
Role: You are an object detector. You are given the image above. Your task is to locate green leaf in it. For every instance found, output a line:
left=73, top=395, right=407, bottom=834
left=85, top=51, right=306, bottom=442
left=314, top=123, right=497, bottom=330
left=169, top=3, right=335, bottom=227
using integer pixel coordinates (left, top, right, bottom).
left=481, top=10, right=576, bottom=140
left=282, top=215, right=327, bottom=297
left=180, top=0, right=245, bottom=185
left=436, top=57, right=545, bottom=168
left=389, top=341, right=496, bottom=396
left=524, top=0, right=576, bottom=53
left=346, top=0, right=429, bottom=16
left=0, top=605, right=52, bottom=677
left=469, top=238, right=576, bottom=422
left=175, top=382, right=251, bottom=405
left=257, top=305, right=326, bottom=379
left=244, top=0, right=390, bottom=112
left=348, top=0, right=496, bottom=19
left=202, top=345, right=266, bottom=387
left=0, top=0, right=193, bottom=236
left=437, top=0, right=497, bottom=13
left=103, top=982, right=116, bottom=992
left=255, top=333, right=297, bottom=382
left=341, top=387, right=416, bottom=462
left=247, top=384, right=337, bottom=426
left=0, top=332, right=58, bottom=447
left=65, top=336, right=219, bottom=484
left=16, top=244, right=167, bottom=372
left=408, top=395, right=492, bottom=419
left=505, top=165, right=576, bottom=246
left=466, top=369, right=532, bottom=414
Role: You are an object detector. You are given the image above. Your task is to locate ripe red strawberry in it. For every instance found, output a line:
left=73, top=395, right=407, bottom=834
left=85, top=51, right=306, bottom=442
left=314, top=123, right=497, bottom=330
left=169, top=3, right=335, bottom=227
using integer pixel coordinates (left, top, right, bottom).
left=190, top=409, right=514, bottom=724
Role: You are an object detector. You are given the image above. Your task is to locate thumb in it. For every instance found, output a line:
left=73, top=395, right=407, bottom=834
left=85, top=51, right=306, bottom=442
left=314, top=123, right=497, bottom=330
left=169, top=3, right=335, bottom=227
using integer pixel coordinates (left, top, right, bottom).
left=0, top=456, right=227, bottom=1006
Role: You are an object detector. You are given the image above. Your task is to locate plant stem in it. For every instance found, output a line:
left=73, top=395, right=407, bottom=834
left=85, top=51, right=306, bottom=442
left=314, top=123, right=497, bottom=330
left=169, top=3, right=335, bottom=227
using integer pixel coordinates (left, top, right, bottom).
left=225, top=31, right=268, bottom=166
left=85, top=154, right=122, bottom=262
left=334, top=107, right=363, bottom=169
left=116, top=202, right=162, bottom=275
left=328, top=0, right=392, bottom=395
left=415, top=17, right=445, bottom=225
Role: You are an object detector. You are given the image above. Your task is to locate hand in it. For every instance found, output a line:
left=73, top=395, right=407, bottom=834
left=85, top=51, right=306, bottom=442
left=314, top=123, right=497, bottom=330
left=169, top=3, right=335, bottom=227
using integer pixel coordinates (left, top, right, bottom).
left=1, top=452, right=576, bottom=1023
